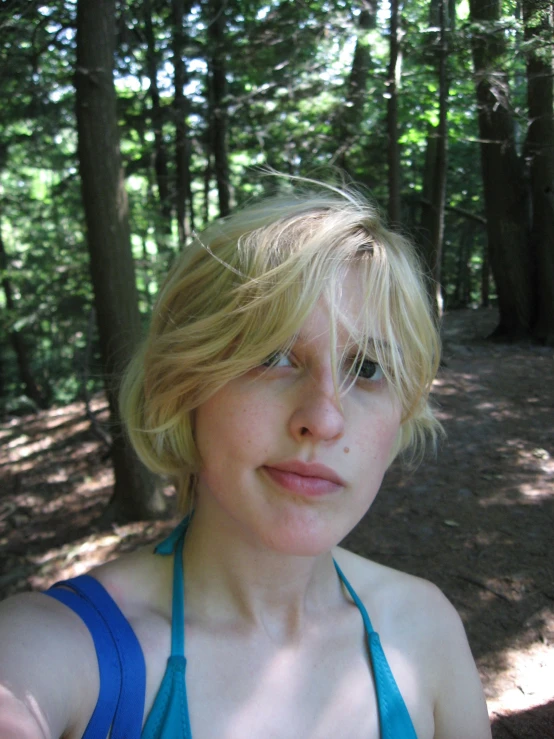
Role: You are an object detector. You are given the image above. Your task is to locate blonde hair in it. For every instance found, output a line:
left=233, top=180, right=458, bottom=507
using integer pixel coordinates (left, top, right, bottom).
left=120, top=181, right=442, bottom=511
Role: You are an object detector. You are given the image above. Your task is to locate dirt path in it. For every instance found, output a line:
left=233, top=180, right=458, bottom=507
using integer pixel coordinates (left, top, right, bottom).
left=1, top=308, right=553, bottom=736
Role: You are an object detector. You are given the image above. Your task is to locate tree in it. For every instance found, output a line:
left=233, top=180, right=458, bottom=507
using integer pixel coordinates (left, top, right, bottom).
left=0, top=220, right=48, bottom=409
left=419, top=0, right=450, bottom=314
left=332, top=1, right=376, bottom=172
left=468, top=0, right=533, bottom=339
left=143, top=0, right=173, bottom=243
left=207, top=0, right=231, bottom=217
left=172, top=0, right=195, bottom=247
left=522, top=0, right=554, bottom=345
left=387, top=0, right=401, bottom=224
left=75, top=0, right=166, bottom=520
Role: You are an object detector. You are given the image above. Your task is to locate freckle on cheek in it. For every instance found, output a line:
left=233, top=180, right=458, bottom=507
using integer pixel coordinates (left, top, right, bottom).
left=343, top=446, right=350, bottom=454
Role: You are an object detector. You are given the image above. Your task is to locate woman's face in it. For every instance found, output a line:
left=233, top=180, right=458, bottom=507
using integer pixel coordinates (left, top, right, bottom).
left=193, top=274, right=402, bottom=556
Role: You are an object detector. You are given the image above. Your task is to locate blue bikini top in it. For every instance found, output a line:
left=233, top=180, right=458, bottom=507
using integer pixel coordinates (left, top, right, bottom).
left=45, top=517, right=418, bottom=739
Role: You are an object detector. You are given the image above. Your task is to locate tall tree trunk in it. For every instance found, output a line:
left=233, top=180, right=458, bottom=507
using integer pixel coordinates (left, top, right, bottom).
left=454, top=222, right=474, bottom=307
left=469, top=0, right=533, bottom=340
left=428, top=0, right=449, bottom=314
left=203, top=147, right=212, bottom=224
left=207, top=0, right=230, bottom=217
left=522, top=0, right=554, bottom=345
left=480, top=238, right=490, bottom=307
left=0, top=222, right=47, bottom=409
left=76, top=0, right=166, bottom=520
left=143, top=0, right=172, bottom=240
left=172, top=0, right=194, bottom=247
left=387, top=0, right=401, bottom=224
left=419, top=126, right=437, bottom=267
left=333, top=1, right=376, bottom=171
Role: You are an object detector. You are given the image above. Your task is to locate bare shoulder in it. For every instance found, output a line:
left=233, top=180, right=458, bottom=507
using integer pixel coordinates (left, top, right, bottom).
left=0, top=546, right=172, bottom=739
left=90, top=544, right=172, bottom=612
left=334, top=547, right=492, bottom=739
left=0, top=590, right=100, bottom=739
left=334, top=546, right=454, bottom=633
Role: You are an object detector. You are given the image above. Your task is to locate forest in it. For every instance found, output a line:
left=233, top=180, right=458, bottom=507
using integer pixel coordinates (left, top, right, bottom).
left=0, top=0, right=553, bottom=733
left=0, top=1, right=552, bottom=504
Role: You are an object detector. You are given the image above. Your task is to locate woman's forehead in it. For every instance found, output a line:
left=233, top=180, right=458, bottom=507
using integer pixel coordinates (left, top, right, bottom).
left=290, top=293, right=384, bottom=352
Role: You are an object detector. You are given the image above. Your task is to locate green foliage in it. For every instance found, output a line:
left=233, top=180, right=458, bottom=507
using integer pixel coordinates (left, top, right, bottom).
left=0, top=0, right=545, bottom=409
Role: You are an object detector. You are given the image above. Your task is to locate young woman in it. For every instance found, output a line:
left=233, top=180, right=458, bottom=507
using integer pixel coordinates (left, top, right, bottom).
left=0, top=182, right=492, bottom=738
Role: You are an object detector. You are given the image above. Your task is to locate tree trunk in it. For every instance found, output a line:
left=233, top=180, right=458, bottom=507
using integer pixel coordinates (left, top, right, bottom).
left=454, top=223, right=474, bottom=307
left=333, top=1, right=376, bottom=170
left=469, top=0, right=533, bottom=340
left=387, top=0, right=401, bottom=224
left=172, top=0, right=194, bottom=247
left=76, top=0, right=166, bottom=520
left=481, top=238, right=490, bottom=307
left=419, top=126, right=437, bottom=267
left=203, top=148, right=212, bottom=224
left=427, top=0, right=449, bottom=314
left=522, top=0, right=554, bottom=345
left=0, top=223, right=47, bottom=409
left=207, top=0, right=230, bottom=217
left=143, top=0, right=172, bottom=240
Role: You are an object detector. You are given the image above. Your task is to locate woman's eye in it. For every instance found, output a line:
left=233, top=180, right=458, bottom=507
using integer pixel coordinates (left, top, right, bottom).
left=261, top=351, right=293, bottom=369
left=349, top=357, right=384, bottom=382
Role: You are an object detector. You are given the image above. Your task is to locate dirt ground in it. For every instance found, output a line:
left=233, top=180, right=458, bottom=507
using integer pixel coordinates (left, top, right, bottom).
left=1, top=308, right=553, bottom=737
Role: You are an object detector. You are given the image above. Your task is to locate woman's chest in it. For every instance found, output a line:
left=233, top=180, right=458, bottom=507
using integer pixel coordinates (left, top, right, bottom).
left=133, top=595, right=435, bottom=739
left=183, top=635, right=381, bottom=739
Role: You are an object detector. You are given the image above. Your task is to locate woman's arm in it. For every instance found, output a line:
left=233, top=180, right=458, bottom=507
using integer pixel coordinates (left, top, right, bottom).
left=0, top=592, right=99, bottom=739
left=431, top=593, right=492, bottom=739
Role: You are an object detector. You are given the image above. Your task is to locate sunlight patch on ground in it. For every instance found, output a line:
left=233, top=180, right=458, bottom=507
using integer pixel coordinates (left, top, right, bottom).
left=518, top=482, right=553, bottom=501
left=26, top=522, right=173, bottom=591
left=486, top=634, right=554, bottom=718
left=29, top=533, right=123, bottom=586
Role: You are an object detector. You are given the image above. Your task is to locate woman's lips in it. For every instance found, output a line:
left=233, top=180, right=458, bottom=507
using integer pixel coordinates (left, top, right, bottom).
left=262, top=461, right=345, bottom=497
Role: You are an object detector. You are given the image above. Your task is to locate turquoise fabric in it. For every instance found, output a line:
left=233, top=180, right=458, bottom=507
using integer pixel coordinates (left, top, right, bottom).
left=142, top=519, right=418, bottom=739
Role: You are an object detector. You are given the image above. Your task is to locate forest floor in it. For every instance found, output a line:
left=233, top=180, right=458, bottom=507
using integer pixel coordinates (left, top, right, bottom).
left=1, top=307, right=553, bottom=737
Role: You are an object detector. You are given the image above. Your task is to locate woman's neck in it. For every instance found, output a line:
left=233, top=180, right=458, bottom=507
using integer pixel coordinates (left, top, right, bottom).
left=180, top=502, right=342, bottom=643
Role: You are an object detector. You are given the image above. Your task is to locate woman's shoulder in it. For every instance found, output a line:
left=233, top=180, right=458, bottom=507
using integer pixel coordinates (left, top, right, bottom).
left=333, top=547, right=492, bottom=738
left=0, top=546, right=172, bottom=739
left=335, top=546, right=447, bottom=604
left=334, top=546, right=457, bottom=629
left=89, top=543, right=173, bottom=616
left=0, top=589, right=101, bottom=738
left=332, top=547, right=468, bottom=692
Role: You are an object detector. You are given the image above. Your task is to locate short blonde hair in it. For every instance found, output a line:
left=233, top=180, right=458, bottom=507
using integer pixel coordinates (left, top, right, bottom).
left=120, top=182, right=441, bottom=511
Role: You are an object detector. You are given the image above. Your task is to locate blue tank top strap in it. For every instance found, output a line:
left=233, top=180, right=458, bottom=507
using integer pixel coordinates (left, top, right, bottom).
left=333, top=560, right=418, bottom=739
left=44, top=574, right=146, bottom=739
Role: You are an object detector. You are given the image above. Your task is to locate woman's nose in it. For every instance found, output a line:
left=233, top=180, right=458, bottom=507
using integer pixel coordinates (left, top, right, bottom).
left=288, top=372, right=345, bottom=443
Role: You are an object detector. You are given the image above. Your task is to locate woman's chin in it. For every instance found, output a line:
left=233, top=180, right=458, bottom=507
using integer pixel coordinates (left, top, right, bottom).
left=253, top=521, right=346, bottom=558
